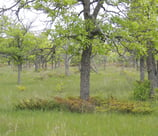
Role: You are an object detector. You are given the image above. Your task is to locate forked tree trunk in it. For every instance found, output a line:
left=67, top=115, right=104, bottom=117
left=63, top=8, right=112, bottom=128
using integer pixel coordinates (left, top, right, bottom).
left=80, top=46, right=92, bottom=100
left=80, top=0, right=102, bottom=100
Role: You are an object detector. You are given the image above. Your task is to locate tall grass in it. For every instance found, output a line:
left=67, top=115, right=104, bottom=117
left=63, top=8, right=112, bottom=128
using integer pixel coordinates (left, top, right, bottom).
left=1, top=65, right=158, bottom=136
left=1, top=111, right=158, bottom=136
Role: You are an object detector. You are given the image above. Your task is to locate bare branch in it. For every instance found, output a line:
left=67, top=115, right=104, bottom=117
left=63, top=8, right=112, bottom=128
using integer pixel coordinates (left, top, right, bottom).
left=92, top=0, right=104, bottom=19
left=0, top=0, right=21, bottom=13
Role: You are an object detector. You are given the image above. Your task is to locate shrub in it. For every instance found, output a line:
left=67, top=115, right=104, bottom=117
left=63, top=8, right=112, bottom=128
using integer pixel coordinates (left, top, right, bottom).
left=106, top=98, right=152, bottom=114
left=16, top=85, right=26, bottom=91
left=55, top=81, right=64, bottom=92
left=88, top=96, right=108, bottom=106
left=133, top=80, right=151, bottom=101
left=90, top=97, right=152, bottom=114
left=15, top=97, right=63, bottom=111
left=54, top=97, right=95, bottom=113
left=15, top=96, right=152, bottom=114
left=15, top=97, right=95, bottom=113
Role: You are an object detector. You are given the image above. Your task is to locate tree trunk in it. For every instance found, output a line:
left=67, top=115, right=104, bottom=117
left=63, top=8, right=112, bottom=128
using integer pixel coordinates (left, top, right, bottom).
left=8, top=61, right=11, bottom=66
left=146, top=48, right=158, bottom=96
left=34, top=56, right=39, bottom=72
left=103, top=55, right=107, bottom=70
left=80, top=0, right=102, bottom=100
left=17, top=63, right=22, bottom=84
left=140, top=56, right=145, bottom=81
left=135, top=58, right=139, bottom=71
left=80, top=46, right=92, bottom=100
left=64, top=54, right=71, bottom=76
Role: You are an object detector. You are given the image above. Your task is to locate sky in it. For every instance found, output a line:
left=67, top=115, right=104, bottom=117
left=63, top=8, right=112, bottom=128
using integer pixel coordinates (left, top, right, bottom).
left=0, top=0, right=49, bottom=34
left=0, top=0, right=124, bottom=34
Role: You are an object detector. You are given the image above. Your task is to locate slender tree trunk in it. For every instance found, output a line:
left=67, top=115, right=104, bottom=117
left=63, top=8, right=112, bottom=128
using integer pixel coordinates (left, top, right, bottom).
left=17, top=63, right=22, bottom=84
left=140, top=56, right=145, bottom=81
left=55, top=61, right=58, bottom=69
left=64, top=54, right=71, bottom=76
left=51, top=61, right=54, bottom=70
left=34, top=56, right=39, bottom=72
left=57, top=59, right=61, bottom=68
left=80, top=46, right=92, bottom=100
left=35, top=62, right=39, bottom=72
left=157, top=61, right=158, bottom=79
left=8, top=61, right=11, bottom=66
left=103, top=56, right=107, bottom=70
left=135, top=58, right=139, bottom=71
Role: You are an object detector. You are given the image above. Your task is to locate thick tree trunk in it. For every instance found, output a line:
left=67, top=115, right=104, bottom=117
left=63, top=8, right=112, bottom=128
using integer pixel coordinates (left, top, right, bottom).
left=80, top=46, right=92, bottom=100
left=146, top=48, right=158, bottom=96
left=140, top=56, right=145, bottom=81
left=80, top=0, right=102, bottom=100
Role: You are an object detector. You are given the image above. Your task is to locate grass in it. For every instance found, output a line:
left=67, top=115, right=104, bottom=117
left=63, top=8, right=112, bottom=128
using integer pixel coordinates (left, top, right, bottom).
left=0, top=65, right=158, bottom=136
left=1, top=111, right=158, bottom=136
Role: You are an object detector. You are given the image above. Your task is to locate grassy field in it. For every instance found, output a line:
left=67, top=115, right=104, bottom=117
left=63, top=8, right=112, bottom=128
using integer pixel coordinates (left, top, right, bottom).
left=0, top=65, right=158, bottom=136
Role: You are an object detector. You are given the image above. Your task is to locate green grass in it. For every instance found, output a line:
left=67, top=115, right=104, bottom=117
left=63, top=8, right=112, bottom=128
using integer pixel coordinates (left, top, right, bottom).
left=1, top=111, right=158, bottom=136
left=1, top=65, right=158, bottom=136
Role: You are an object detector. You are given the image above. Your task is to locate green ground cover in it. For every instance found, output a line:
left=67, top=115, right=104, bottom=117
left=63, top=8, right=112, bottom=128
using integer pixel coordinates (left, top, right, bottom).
left=0, top=65, right=157, bottom=136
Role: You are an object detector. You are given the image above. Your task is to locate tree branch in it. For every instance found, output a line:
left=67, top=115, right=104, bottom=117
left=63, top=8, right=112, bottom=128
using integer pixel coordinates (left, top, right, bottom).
left=0, top=0, right=21, bottom=13
left=92, top=0, right=104, bottom=19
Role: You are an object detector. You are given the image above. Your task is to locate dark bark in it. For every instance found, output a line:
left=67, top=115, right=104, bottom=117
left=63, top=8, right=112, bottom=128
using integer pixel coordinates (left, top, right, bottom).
left=80, top=45, right=92, bottom=100
left=146, top=48, right=158, bottom=96
left=79, top=0, right=103, bottom=100
left=80, top=0, right=91, bottom=100
left=140, top=56, right=145, bottom=81
left=8, top=61, right=11, bottom=66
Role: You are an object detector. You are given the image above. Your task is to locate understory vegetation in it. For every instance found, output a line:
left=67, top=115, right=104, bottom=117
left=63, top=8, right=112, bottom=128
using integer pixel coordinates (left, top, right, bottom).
left=1, top=65, right=158, bottom=136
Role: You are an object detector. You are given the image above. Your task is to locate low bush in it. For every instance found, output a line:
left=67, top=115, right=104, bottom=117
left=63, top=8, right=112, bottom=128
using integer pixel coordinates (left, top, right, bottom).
left=133, top=80, right=151, bottom=101
left=89, top=97, right=152, bottom=114
left=15, top=97, right=95, bottom=113
left=15, top=96, right=152, bottom=114
left=16, top=85, right=26, bottom=91
left=88, top=96, right=108, bottom=106
left=106, top=98, right=152, bottom=114
left=51, top=97, right=95, bottom=113
left=15, top=98, right=63, bottom=111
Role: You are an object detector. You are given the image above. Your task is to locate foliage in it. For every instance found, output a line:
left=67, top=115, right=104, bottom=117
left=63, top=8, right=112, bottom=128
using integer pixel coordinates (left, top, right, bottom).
left=133, top=80, right=151, bottom=101
left=15, top=96, right=152, bottom=114
left=54, top=97, right=95, bottom=113
left=15, top=97, right=95, bottom=113
left=16, top=85, right=26, bottom=91
left=89, top=96, right=152, bottom=114
left=15, top=97, right=64, bottom=111
left=0, top=66, right=157, bottom=135
left=55, top=80, right=64, bottom=92
left=107, top=98, right=152, bottom=114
